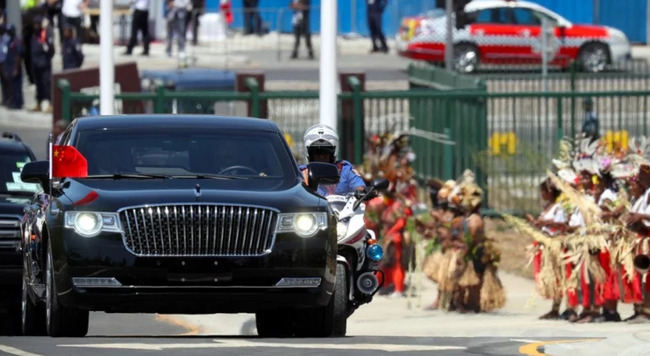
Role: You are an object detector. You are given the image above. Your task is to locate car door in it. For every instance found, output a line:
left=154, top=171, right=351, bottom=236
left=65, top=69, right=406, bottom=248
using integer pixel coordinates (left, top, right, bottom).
left=468, top=6, right=527, bottom=64
left=510, top=7, right=544, bottom=63
left=527, top=8, right=569, bottom=65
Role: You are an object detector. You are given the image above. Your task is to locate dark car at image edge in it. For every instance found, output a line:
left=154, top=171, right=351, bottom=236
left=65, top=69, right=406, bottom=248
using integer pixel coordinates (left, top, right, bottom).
left=0, top=132, right=38, bottom=335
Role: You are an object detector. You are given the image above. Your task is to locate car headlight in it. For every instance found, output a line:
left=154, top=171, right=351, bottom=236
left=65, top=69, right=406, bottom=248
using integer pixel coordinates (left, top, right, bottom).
left=64, top=212, right=122, bottom=238
left=276, top=212, right=327, bottom=238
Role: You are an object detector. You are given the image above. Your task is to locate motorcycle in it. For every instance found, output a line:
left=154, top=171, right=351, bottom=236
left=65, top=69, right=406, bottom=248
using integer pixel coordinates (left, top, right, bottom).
left=328, top=178, right=389, bottom=314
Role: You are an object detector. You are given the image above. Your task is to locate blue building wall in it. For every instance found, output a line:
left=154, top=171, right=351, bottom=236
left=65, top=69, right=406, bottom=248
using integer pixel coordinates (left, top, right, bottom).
left=205, top=0, right=647, bottom=43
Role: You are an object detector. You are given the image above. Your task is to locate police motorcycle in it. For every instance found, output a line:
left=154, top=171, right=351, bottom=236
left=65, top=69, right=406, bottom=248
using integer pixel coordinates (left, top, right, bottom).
left=328, top=177, right=389, bottom=314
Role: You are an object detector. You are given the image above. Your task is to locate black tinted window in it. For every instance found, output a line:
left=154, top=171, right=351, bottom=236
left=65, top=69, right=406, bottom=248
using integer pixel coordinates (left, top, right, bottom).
left=475, top=8, right=511, bottom=24
left=74, top=128, right=296, bottom=181
left=0, top=153, right=39, bottom=194
left=513, top=8, right=541, bottom=25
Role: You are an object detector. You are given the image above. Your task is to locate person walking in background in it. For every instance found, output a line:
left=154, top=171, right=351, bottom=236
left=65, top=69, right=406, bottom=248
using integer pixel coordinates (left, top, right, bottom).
left=243, top=0, right=261, bottom=35
left=30, top=15, right=54, bottom=113
left=21, top=1, right=44, bottom=86
left=45, top=0, right=63, bottom=44
left=62, top=24, right=83, bottom=70
left=3, top=24, right=24, bottom=109
left=61, top=0, right=89, bottom=44
left=0, top=24, right=9, bottom=106
left=220, top=0, right=233, bottom=30
left=166, top=0, right=190, bottom=58
left=581, top=97, right=599, bottom=142
left=187, top=0, right=204, bottom=46
left=290, top=0, right=313, bottom=60
left=367, top=0, right=388, bottom=53
left=124, top=0, right=150, bottom=56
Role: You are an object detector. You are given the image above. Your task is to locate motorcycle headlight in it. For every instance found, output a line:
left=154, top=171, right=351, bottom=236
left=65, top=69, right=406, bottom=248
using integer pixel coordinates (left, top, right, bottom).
left=336, top=221, right=348, bottom=240
left=276, top=213, right=327, bottom=238
left=65, top=212, right=122, bottom=238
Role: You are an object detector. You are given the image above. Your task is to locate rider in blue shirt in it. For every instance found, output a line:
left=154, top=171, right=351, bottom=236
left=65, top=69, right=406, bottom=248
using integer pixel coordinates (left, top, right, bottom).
left=299, top=124, right=366, bottom=196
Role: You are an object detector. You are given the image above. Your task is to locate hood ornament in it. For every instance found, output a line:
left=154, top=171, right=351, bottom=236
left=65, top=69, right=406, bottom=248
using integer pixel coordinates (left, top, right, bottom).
left=194, top=184, right=201, bottom=202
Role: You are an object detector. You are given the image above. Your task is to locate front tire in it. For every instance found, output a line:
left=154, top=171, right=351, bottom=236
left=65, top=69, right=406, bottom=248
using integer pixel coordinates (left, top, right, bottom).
left=255, top=310, right=295, bottom=337
left=21, top=267, right=46, bottom=336
left=453, top=44, right=479, bottom=73
left=295, top=263, right=349, bottom=337
left=45, top=244, right=89, bottom=337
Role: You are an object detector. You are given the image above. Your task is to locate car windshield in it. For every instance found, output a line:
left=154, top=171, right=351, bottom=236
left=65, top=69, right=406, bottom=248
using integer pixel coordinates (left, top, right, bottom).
left=73, top=128, right=298, bottom=187
left=0, top=153, right=39, bottom=195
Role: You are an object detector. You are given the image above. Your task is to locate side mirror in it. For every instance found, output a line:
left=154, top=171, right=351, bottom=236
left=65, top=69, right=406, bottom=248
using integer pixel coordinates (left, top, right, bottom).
left=21, top=161, right=50, bottom=194
left=371, top=178, right=390, bottom=191
left=307, top=162, right=340, bottom=191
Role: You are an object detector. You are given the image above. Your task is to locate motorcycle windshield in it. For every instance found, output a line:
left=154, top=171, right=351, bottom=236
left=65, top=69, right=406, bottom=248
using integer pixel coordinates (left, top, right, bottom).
left=327, top=195, right=348, bottom=214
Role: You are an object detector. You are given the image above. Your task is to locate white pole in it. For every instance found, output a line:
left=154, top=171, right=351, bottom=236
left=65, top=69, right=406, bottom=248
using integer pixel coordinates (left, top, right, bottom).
left=445, top=0, right=453, bottom=71
left=541, top=17, right=549, bottom=92
left=100, top=0, right=115, bottom=115
left=319, top=0, right=338, bottom=130
left=351, top=0, right=357, bottom=34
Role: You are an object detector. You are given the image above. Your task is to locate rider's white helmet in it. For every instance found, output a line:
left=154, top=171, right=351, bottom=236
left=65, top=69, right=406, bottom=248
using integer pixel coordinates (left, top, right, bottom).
left=303, top=124, right=339, bottom=162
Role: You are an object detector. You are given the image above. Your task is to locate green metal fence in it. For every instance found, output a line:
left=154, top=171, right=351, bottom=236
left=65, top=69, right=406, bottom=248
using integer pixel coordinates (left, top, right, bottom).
left=58, top=79, right=650, bottom=214
left=414, top=59, right=650, bottom=94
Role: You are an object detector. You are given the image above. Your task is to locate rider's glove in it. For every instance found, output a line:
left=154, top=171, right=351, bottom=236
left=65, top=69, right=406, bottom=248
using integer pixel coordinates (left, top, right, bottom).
left=355, top=187, right=378, bottom=200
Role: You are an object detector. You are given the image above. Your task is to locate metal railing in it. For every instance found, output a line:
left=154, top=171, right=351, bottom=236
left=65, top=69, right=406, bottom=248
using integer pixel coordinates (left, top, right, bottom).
left=58, top=79, right=650, bottom=214
left=412, top=60, right=650, bottom=94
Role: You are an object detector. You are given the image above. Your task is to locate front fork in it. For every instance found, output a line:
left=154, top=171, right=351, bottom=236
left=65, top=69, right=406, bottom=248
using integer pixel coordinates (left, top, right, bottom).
left=337, top=241, right=383, bottom=316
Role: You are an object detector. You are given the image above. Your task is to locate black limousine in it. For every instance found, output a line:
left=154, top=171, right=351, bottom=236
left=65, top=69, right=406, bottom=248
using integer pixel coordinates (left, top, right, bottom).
left=19, top=115, right=346, bottom=337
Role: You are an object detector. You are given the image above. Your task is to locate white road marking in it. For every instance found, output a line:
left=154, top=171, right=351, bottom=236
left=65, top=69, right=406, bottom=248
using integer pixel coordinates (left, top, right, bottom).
left=58, top=339, right=467, bottom=352
left=510, top=339, right=542, bottom=344
left=0, top=344, right=44, bottom=356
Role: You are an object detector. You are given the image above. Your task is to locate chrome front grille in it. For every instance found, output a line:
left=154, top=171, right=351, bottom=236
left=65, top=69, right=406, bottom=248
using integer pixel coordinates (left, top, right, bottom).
left=0, top=216, right=21, bottom=242
left=119, top=204, right=277, bottom=257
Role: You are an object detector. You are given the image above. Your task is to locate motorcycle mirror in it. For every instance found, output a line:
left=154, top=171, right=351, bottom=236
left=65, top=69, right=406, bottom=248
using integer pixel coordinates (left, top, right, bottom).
left=306, top=162, right=340, bottom=191
left=371, top=178, right=390, bottom=191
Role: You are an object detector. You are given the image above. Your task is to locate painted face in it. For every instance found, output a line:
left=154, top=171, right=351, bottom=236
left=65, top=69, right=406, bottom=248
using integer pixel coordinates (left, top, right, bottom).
left=629, top=178, right=643, bottom=198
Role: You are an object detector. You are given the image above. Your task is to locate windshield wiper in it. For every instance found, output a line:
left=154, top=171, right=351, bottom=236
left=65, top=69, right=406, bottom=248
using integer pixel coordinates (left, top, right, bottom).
left=171, top=174, right=249, bottom=180
left=84, top=173, right=174, bottom=180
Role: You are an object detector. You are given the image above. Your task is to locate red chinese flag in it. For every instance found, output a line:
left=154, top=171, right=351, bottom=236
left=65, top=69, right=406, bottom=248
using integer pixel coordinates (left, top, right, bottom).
left=52, top=146, right=88, bottom=178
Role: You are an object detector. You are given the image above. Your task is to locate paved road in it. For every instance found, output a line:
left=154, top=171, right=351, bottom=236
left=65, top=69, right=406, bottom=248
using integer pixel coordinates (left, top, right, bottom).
left=0, top=269, right=644, bottom=356
left=0, top=335, right=590, bottom=356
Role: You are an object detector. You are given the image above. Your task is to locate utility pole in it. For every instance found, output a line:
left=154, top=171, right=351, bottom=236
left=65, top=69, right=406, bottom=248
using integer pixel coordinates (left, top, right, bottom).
left=6, top=1, right=21, bottom=36
left=100, top=0, right=114, bottom=115
left=541, top=17, right=549, bottom=92
left=320, top=0, right=338, bottom=130
left=445, top=0, right=453, bottom=71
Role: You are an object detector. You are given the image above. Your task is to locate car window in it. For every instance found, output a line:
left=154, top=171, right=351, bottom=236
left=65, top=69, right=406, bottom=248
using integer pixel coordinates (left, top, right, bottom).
left=74, top=128, right=296, bottom=182
left=474, top=7, right=510, bottom=24
left=0, top=153, right=40, bottom=194
left=513, top=8, right=541, bottom=26
left=59, top=125, right=73, bottom=146
left=531, top=9, right=560, bottom=27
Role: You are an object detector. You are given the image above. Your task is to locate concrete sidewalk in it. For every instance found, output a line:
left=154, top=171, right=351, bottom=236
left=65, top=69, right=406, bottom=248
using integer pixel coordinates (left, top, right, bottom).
left=166, top=271, right=645, bottom=353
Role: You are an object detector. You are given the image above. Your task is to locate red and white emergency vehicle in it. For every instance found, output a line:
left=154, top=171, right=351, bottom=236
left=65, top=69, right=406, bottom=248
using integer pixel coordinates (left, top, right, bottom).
left=396, top=0, right=631, bottom=73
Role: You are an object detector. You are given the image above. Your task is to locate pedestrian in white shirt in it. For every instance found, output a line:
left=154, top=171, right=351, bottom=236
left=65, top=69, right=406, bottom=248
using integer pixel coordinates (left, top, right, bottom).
left=124, top=0, right=150, bottom=55
left=62, top=0, right=89, bottom=44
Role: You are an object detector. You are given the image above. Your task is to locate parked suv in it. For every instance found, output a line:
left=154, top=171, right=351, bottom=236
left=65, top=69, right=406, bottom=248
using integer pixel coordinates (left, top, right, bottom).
left=0, top=132, right=38, bottom=334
